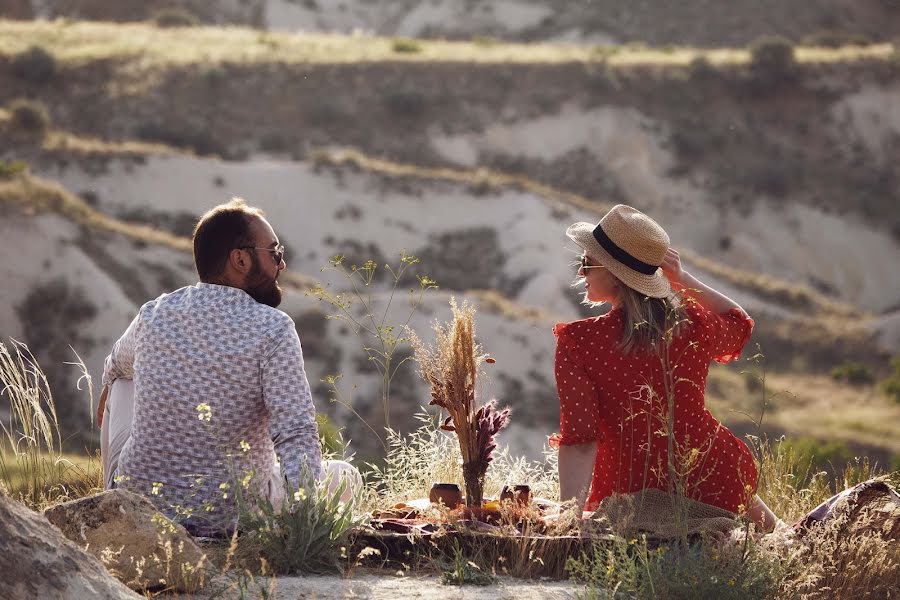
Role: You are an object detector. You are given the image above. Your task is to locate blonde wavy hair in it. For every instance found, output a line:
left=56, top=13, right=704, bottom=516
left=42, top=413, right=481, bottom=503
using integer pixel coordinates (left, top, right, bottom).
left=577, top=270, right=687, bottom=355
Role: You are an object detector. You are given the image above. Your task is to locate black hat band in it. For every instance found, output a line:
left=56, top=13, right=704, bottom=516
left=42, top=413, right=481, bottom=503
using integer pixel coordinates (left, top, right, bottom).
left=592, top=224, right=659, bottom=275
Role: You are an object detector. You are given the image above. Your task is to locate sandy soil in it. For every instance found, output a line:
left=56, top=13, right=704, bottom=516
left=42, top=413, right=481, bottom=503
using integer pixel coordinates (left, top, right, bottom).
left=191, top=572, right=580, bottom=599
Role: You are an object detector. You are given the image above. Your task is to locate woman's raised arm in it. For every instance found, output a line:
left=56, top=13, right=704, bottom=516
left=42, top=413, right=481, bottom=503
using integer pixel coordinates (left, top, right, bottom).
left=661, top=248, right=746, bottom=315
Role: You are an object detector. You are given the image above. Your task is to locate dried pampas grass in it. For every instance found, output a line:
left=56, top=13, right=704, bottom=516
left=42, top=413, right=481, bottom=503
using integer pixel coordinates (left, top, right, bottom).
left=409, top=298, right=509, bottom=506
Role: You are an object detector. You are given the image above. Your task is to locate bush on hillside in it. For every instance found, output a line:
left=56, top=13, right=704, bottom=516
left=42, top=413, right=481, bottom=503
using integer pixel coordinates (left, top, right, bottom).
left=880, top=356, right=900, bottom=404
left=781, top=437, right=853, bottom=473
left=749, top=35, right=796, bottom=89
left=391, top=37, right=422, bottom=54
left=9, top=98, right=51, bottom=138
left=0, top=160, right=29, bottom=179
left=750, top=35, right=795, bottom=71
left=11, top=45, right=57, bottom=84
left=687, top=55, right=718, bottom=82
left=830, top=362, right=875, bottom=385
left=151, top=7, right=200, bottom=28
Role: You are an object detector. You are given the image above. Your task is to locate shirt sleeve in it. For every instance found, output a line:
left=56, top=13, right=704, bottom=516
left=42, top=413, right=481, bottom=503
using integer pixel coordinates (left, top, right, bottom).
left=689, top=302, right=755, bottom=364
left=101, top=307, right=144, bottom=387
left=550, top=323, right=604, bottom=449
left=261, top=317, right=323, bottom=489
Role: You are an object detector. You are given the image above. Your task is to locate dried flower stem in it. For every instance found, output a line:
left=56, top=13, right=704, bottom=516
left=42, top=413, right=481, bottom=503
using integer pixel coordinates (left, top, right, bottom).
left=409, top=298, right=509, bottom=507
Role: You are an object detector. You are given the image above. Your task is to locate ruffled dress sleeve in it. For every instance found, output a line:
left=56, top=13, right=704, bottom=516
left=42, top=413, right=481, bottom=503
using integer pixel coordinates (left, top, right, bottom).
left=686, top=301, right=755, bottom=364
left=549, top=322, right=603, bottom=450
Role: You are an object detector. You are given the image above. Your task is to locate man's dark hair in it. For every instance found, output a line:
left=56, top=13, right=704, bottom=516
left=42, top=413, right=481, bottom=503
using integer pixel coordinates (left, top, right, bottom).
left=192, top=198, right=264, bottom=281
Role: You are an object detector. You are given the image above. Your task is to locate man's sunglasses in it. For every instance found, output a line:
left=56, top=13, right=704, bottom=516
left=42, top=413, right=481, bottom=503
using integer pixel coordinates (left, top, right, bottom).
left=240, top=244, right=285, bottom=265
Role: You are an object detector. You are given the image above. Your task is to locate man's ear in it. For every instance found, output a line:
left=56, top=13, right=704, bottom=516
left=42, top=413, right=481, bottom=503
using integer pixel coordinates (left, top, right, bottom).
left=228, top=248, right=251, bottom=274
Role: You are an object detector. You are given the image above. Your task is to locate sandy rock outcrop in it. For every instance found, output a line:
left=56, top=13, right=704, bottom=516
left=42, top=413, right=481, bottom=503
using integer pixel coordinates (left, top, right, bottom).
left=0, top=493, right=139, bottom=600
left=43, top=489, right=210, bottom=593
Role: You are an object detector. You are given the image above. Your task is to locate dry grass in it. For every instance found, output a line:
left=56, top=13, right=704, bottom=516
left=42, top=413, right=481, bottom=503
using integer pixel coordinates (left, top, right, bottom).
left=0, top=340, right=102, bottom=509
left=706, top=368, right=900, bottom=462
left=41, top=130, right=180, bottom=158
left=0, top=20, right=893, bottom=68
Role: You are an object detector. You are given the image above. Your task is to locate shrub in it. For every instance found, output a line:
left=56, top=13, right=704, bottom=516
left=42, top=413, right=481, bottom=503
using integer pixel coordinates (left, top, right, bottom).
left=0, top=160, right=29, bottom=179
left=750, top=35, right=795, bottom=71
left=830, top=362, right=874, bottom=385
left=687, top=55, right=718, bottom=82
left=151, top=8, right=200, bottom=28
left=391, top=37, right=422, bottom=54
left=780, top=436, right=853, bottom=473
left=880, top=356, right=900, bottom=404
left=236, top=476, right=362, bottom=574
left=11, top=45, right=57, bottom=84
left=9, top=98, right=51, bottom=138
left=749, top=35, right=796, bottom=88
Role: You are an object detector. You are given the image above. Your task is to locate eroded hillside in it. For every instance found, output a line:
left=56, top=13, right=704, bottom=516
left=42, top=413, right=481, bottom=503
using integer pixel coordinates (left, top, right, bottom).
left=1, top=20, right=899, bottom=464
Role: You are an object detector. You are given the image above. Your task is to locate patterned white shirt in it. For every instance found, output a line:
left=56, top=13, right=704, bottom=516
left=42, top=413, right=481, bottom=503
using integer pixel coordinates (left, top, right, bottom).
left=103, top=283, right=322, bottom=530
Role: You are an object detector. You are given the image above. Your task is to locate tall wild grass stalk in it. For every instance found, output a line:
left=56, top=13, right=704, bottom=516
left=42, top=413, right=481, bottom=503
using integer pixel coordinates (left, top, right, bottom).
left=307, top=252, right=436, bottom=437
left=0, top=339, right=98, bottom=508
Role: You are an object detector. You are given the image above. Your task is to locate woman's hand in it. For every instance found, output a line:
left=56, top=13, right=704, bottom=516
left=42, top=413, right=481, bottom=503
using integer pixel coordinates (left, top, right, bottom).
left=661, top=247, right=684, bottom=285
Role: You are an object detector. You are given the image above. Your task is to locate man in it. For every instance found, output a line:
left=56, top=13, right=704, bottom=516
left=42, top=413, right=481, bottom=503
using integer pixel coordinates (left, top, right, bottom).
left=99, top=198, right=354, bottom=533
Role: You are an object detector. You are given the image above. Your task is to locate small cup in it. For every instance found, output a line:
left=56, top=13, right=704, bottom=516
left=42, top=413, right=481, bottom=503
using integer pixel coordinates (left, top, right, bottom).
left=429, top=483, right=463, bottom=509
left=500, top=484, right=532, bottom=506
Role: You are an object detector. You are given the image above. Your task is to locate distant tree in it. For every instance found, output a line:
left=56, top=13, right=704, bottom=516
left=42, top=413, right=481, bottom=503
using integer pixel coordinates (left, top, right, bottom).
left=12, top=45, right=56, bottom=84
left=748, top=35, right=796, bottom=90
left=9, top=98, right=51, bottom=138
left=831, top=362, right=874, bottom=385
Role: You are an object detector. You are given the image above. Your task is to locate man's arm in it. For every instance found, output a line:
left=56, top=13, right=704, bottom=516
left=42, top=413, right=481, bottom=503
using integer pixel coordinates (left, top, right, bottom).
left=96, top=384, right=109, bottom=428
left=102, top=310, right=142, bottom=386
left=99, top=309, right=143, bottom=428
left=261, top=318, right=323, bottom=490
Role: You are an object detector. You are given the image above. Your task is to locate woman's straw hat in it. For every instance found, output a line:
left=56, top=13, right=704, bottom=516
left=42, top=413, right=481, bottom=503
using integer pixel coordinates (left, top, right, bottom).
left=566, top=204, right=672, bottom=298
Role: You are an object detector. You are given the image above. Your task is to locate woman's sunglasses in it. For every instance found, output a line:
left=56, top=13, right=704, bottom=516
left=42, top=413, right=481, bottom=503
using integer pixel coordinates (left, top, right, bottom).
left=580, top=256, right=604, bottom=271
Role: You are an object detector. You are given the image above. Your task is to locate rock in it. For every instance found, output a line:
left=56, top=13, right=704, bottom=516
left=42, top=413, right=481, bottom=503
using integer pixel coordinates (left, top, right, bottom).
left=0, top=493, right=139, bottom=600
left=43, top=489, right=210, bottom=592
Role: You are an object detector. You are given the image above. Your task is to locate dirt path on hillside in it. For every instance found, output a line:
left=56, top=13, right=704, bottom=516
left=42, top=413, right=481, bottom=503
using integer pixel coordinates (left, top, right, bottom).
left=188, top=573, right=581, bottom=599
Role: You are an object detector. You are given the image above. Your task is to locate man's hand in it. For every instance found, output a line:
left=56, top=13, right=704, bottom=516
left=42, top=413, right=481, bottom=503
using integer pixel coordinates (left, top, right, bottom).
left=97, top=385, right=109, bottom=428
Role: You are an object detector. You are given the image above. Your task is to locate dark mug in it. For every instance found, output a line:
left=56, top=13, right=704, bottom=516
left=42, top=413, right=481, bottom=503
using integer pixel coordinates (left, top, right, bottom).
left=429, top=483, right=463, bottom=509
left=500, top=484, right=532, bottom=506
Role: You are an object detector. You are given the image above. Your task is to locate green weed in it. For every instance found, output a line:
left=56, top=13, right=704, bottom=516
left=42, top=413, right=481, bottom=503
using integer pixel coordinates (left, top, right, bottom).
left=307, top=252, right=436, bottom=441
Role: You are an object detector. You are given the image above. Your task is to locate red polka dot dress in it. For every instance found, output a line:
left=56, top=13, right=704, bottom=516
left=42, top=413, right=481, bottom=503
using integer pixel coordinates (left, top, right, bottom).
left=551, top=301, right=758, bottom=514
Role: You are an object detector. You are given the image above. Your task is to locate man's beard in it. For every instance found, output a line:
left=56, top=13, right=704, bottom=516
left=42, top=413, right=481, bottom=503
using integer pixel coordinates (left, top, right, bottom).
left=244, top=255, right=282, bottom=308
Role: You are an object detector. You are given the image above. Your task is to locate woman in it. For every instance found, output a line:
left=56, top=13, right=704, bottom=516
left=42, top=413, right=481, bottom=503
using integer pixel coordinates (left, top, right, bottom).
left=552, top=204, right=778, bottom=531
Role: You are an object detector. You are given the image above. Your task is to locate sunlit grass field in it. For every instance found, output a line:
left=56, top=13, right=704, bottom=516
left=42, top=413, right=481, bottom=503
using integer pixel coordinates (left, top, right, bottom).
left=0, top=19, right=893, bottom=68
left=0, top=451, right=100, bottom=496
